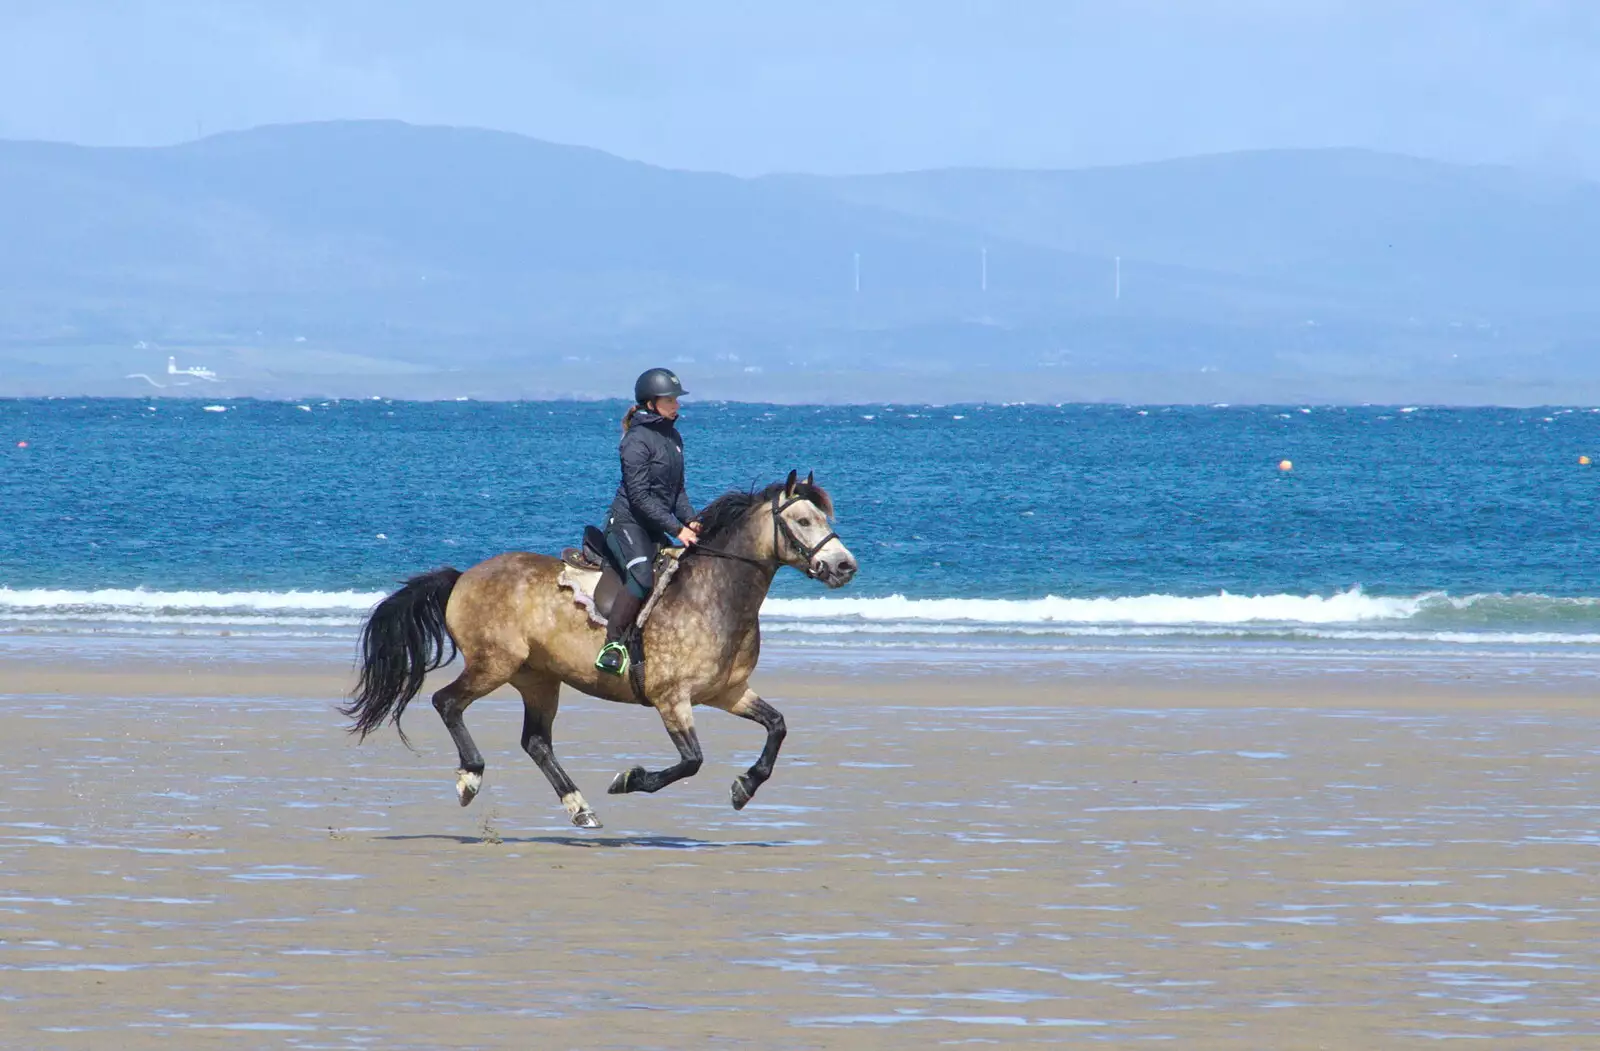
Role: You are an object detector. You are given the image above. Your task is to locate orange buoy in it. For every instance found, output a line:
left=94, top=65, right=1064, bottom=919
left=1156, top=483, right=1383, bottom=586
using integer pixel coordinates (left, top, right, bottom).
left=15, top=441, right=27, bottom=448
left=1582, top=455, right=1592, bottom=466
left=1278, top=459, right=1293, bottom=472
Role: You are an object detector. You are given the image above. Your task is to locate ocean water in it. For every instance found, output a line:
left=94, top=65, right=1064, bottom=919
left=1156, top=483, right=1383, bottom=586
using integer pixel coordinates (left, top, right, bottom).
left=2, top=398, right=1598, bottom=664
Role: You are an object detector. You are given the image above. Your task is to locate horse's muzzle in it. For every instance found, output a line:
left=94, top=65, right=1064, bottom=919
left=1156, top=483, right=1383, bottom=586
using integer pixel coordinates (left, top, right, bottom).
left=812, top=555, right=857, bottom=588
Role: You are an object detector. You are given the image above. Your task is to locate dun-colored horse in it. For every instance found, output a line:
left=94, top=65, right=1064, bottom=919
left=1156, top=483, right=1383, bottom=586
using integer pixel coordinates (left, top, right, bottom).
left=341, top=471, right=857, bottom=828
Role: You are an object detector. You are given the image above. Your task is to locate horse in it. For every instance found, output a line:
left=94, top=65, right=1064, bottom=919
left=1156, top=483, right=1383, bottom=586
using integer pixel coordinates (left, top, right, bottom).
left=340, top=471, right=857, bottom=829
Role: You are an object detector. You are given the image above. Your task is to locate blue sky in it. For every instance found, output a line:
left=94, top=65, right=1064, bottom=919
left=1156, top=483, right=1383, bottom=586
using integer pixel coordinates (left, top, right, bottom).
left=2, top=1, right=1597, bottom=176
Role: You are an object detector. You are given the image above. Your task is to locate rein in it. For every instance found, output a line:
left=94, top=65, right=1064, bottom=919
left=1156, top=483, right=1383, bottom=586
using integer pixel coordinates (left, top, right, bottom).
left=684, top=492, right=837, bottom=579
left=686, top=543, right=767, bottom=570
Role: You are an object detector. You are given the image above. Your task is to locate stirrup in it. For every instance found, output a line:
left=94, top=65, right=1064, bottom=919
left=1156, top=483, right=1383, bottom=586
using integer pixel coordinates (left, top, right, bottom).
left=595, top=641, right=630, bottom=675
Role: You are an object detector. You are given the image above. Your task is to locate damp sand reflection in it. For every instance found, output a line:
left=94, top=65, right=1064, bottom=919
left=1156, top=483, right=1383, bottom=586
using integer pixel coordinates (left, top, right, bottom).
left=2, top=681, right=1598, bottom=1048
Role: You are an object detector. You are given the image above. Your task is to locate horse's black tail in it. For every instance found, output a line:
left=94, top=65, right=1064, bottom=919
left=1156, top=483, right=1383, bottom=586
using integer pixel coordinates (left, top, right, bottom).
left=341, top=567, right=463, bottom=746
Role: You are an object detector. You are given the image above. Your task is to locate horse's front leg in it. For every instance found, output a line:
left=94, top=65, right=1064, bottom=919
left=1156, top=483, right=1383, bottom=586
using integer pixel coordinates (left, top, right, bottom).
left=714, top=688, right=786, bottom=810
left=608, top=691, right=704, bottom=795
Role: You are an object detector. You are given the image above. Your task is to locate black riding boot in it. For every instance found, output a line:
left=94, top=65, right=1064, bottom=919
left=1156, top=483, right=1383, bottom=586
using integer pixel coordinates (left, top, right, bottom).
left=595, top=587, right=645, bottom=674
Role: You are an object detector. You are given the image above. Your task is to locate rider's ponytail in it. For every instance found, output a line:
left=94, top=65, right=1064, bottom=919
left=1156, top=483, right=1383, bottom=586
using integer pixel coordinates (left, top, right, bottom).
left=621, top=404, right=639, bottom=435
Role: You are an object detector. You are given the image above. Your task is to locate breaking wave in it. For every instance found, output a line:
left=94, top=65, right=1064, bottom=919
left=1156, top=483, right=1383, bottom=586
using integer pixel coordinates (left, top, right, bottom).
left=2, top=586, right=1597, bottom=646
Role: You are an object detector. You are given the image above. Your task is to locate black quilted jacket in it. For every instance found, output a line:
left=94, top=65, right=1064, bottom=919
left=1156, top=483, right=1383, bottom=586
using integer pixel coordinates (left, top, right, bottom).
left=606, top=411, right=696, bottom=543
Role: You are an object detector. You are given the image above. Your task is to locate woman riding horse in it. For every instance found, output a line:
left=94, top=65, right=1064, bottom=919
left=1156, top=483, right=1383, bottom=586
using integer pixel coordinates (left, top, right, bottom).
left=595, top=367, right=702, bottom=675
left=341, top=468, right=857, bottom=829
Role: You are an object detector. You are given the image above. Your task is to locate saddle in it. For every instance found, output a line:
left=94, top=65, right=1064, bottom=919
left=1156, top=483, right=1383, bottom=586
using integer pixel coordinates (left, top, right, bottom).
left=559, top=525, right=681, bottom=633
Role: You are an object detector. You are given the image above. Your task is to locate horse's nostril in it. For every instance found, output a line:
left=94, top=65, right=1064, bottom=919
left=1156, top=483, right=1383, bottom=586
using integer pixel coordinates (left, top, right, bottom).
left=838, top=559, right=856, bottom=575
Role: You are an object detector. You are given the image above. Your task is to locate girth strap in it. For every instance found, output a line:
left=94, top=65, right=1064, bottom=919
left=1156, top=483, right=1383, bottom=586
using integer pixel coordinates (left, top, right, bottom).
left=625, top=628, right=649, bottom=705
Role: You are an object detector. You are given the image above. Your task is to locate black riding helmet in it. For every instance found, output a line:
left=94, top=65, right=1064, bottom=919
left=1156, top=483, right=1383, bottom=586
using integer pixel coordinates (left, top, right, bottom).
left=634, top=367, right=687, bottom=405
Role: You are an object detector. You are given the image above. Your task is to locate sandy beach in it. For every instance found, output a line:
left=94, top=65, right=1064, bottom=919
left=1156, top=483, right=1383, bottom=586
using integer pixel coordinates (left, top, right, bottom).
left=2, top=647, right=1598, bottom=1049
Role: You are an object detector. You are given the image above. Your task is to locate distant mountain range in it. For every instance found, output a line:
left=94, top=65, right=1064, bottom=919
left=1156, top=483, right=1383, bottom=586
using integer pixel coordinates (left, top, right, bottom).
left=3, top=120, right=1598, bottom=402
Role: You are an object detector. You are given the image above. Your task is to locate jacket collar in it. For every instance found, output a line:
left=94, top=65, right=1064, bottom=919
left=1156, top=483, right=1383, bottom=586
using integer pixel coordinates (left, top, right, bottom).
left=634, top=410, right=675, bottom=429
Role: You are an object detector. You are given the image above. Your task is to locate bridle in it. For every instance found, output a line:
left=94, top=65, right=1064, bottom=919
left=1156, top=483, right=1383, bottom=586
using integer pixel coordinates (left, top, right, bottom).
left=770, top=491, right=840, bottom=578
left=687, top=492, right=838, bottom=579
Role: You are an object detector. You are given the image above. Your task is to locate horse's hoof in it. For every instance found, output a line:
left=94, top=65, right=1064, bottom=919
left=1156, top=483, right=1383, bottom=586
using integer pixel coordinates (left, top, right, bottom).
left=608, top=767, right=644, bottom=795
left=731, top=775, right=754, bottom=811
left=456, top=769, right=483, bottom=807
left=572, top=808, right=603, bottom=829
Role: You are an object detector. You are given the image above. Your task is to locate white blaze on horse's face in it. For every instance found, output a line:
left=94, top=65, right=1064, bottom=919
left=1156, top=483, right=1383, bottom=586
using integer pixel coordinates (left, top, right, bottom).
left=781, top=497, right=857, bottom=588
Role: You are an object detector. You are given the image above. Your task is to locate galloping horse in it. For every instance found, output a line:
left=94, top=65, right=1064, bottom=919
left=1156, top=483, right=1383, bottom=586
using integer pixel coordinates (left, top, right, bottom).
left=341, top=471, right=857, bottom=829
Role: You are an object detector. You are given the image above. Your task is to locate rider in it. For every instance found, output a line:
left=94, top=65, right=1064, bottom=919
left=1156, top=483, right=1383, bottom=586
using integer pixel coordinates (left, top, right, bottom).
left=594, top=367, right=701, bottom=675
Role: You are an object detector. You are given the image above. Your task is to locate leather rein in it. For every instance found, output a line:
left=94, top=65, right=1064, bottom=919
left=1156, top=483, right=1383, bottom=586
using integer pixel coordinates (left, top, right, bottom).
left=685, top=492, right=838, bottom=579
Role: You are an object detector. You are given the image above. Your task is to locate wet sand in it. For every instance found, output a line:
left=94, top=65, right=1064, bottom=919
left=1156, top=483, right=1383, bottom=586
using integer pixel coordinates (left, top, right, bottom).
left=3, top=653, right=1598, bottom=1048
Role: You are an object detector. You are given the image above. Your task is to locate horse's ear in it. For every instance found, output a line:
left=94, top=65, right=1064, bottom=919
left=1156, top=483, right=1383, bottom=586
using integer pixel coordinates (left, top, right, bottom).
left=804, top=470, right=814, bottom=487
left=784, top=469, right=798, bottom=496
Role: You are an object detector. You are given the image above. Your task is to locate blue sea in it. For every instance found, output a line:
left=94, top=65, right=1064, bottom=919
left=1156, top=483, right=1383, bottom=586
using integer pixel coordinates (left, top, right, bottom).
left=2, top=398, right=1598, bottom=670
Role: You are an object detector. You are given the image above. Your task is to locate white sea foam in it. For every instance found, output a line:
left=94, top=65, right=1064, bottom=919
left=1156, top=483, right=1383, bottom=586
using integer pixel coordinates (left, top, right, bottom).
left=760, top=621, right=1600, bottom=647
left=0, top=612, right=365, bottom=628
left=0, top=588, right=382, bottom=615
left=1, top=586, right=1596, bottom=648
left=762, top=589, right=1425, bottom=625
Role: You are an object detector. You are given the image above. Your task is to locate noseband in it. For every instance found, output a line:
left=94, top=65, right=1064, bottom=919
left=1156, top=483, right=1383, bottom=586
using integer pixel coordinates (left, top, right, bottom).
left=687, top=492, right=838, bottom=579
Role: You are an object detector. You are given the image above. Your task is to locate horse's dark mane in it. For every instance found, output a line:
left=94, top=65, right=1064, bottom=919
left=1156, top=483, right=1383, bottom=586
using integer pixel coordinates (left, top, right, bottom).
left=696, top=480, right=834, bottom=542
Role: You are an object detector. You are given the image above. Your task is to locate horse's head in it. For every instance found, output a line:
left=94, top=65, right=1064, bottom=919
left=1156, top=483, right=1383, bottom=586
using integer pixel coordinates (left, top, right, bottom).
left=772, top=470, right=856, bottom=588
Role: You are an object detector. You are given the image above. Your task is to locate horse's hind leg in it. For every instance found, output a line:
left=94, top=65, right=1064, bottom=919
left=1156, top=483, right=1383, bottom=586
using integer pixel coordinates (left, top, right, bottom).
left=511, top=670, right=601, bottom=829
left=708, top=688, right=787, bottom=811
left=433, top=659, right=515, bottom=807
left=608, top=690, right=704, bottom=796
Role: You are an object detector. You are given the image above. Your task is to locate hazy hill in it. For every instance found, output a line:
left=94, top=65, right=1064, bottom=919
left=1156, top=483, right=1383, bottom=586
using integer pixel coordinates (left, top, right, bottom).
left=0, top=121, right=1295, bottom=333
left=2, top=122, right=1598, bottom=402
left=774, top=149, right=1600, bottom=321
